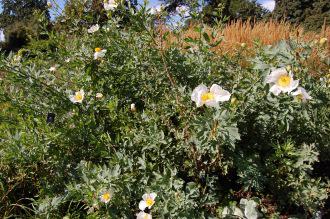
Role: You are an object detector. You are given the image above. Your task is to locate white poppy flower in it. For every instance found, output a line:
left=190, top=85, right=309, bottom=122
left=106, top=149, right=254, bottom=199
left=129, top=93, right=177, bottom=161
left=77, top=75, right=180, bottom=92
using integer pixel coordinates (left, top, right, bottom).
left=191, top=84, right=231, bottom=107
left=65, top=58, right=71, bottom=63
left=150, top=5, right=164, bottom=14
left=69, top=89, right=85, bottom=103
left=138, top=193, right=157, bottom=210
left=176, top=5, right=189, bottom=17
left=104, top=0, right=118, bottom=11
left=96, top=93, right=103, bottom=99
left=87, top=24, right=100, bottom=33
left=99, top=191, right=111, bottom=203
left=292, top=87, right=312, bottom=102
left=94, top=48, right=107, bottom=60
left=136, top=211, right=152, bottom=219
left=49, top=66, right=57, bottom=72
left=265, top=68, right=299, bottom=96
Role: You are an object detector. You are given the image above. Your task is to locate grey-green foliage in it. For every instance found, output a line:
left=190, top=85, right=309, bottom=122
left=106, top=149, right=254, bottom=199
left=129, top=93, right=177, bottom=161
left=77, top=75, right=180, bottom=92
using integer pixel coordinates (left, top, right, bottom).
left=266, top=143, right=329, bottom=214
left=0, top=3, right=329, bottom=218
left=222, top=198, right=262, bottom=219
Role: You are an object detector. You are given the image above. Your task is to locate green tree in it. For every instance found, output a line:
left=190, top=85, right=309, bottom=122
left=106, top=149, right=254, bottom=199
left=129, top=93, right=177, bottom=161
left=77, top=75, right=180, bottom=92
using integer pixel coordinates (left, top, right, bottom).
left=304, top=0, right=330, bottom=30
left=273, top=0, right=313, bottom=24
left=203, top=0, right=269, bottom=25
left=0, top=0, right=50, bottom=51
left=160, top=0, right=268, bottom=25
left=273, top=0, right=330, bottom=30
left=0, top=0, right=50, bottom=29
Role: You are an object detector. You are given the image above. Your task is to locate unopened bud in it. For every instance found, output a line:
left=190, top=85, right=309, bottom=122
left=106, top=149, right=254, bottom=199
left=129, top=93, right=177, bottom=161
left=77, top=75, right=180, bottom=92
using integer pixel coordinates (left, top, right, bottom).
left=130, top=103, right=136, bottom=112
left=230, top=97, right=238, bottom=106
left=96, top=93, right=103, bottom=99
left=49, top=66, right=56, bottom=72
left=286, top=65, right=291, bottom=72
left=320, top=38, right=328, bottom=45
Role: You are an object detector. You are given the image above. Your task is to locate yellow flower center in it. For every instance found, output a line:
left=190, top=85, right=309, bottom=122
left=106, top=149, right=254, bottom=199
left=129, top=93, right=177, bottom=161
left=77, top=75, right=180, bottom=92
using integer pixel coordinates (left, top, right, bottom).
left=74, top=92, right=83, bottom=101
left=277, top=75, right=291, bottom=87
left=102, top=192, right=111, bottom=202
left=201, top=92, right=215, bottom=102
left=95, top=47, right=102, bottom=52
left=296, top=93, right=304, bottom=101
left=145, top=197, right=154, bottom=207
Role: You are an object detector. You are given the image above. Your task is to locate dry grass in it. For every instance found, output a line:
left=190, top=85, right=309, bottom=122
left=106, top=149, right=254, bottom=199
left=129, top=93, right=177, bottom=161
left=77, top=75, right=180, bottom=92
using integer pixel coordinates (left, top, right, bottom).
left=171, top=19, right=330, bottom=54
left=155, top=19, right=329, bottom=76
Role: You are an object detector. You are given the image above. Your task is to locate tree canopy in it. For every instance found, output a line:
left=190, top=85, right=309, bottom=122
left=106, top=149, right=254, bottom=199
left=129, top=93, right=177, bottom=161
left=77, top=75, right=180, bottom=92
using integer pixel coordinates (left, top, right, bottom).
left=0, top=0, right=49, bottom=29
left=273, top=0, right=330, bottom=30
left=0, top=0, right=50, bottom=51
left=203, top=0, right=268, bottom=24
left=161, top=0, right=268, bottom=24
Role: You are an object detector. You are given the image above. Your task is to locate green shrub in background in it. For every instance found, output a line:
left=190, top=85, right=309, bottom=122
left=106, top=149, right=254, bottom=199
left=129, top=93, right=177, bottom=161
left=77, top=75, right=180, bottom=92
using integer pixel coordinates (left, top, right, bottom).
left=0, top=1, right=329, bottom=218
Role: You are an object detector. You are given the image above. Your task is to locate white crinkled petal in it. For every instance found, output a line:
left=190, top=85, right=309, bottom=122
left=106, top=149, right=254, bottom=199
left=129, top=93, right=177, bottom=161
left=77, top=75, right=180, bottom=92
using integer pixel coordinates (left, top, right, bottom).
left=289, top=79, right=299, bottom=93
left=269, top=84, right=282, bottom=96
left=291, top=90, right=300, bottom=96
left=88, top=24, right=99, bottom=33
left=204, top=99, right=218, bottom=107
left=139, top=200, right=147, bottom=211
left=281, top=79, right=299, bottom=93
left=196, top=89, right=207, bottom=107
left=69, top=95, right=76, bottom=103
left=137, top=212, right=152, bottom=219
left=209, top=84, right=222, bottom=93
left=292, top=87, right=312, bottom=101
left=142, top=193, right=148, bottom=200
left=104, top=1, right=117, bottom=10
left=301, top=88, right=312, bottom=100
left=149, top=193, right=157, bottom=200
left=136, top=211, right=144, bottom=219
left=210, top=84, right=231, bottom=102
left=191, top=84, right=208, bottom=102
left=215, top=89, right=231, bottom=102
left=100, top=50, right=107, bottom=57
left=94, top=50, right=106, bottom=59
left=265, top=68, right=287, bottom=84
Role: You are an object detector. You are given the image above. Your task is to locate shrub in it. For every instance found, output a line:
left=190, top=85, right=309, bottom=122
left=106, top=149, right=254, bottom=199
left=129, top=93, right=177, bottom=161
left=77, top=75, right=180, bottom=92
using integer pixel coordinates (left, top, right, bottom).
left=0, top=2, right=329, bottom=218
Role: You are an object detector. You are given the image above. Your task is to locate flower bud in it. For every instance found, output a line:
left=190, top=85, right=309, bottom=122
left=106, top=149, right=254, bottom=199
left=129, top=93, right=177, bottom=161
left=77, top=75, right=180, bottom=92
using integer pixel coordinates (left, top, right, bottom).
left=320, top=37, right=328, bottom=45
left=286, top=65, right=291, bottom=72
left=230, top=97, right=238, bottom=106
left=96, top=93, right=103, bottom=99
left=130, top=103, right=136, bottom=112
left=49, top=66, right=56, bottom=72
